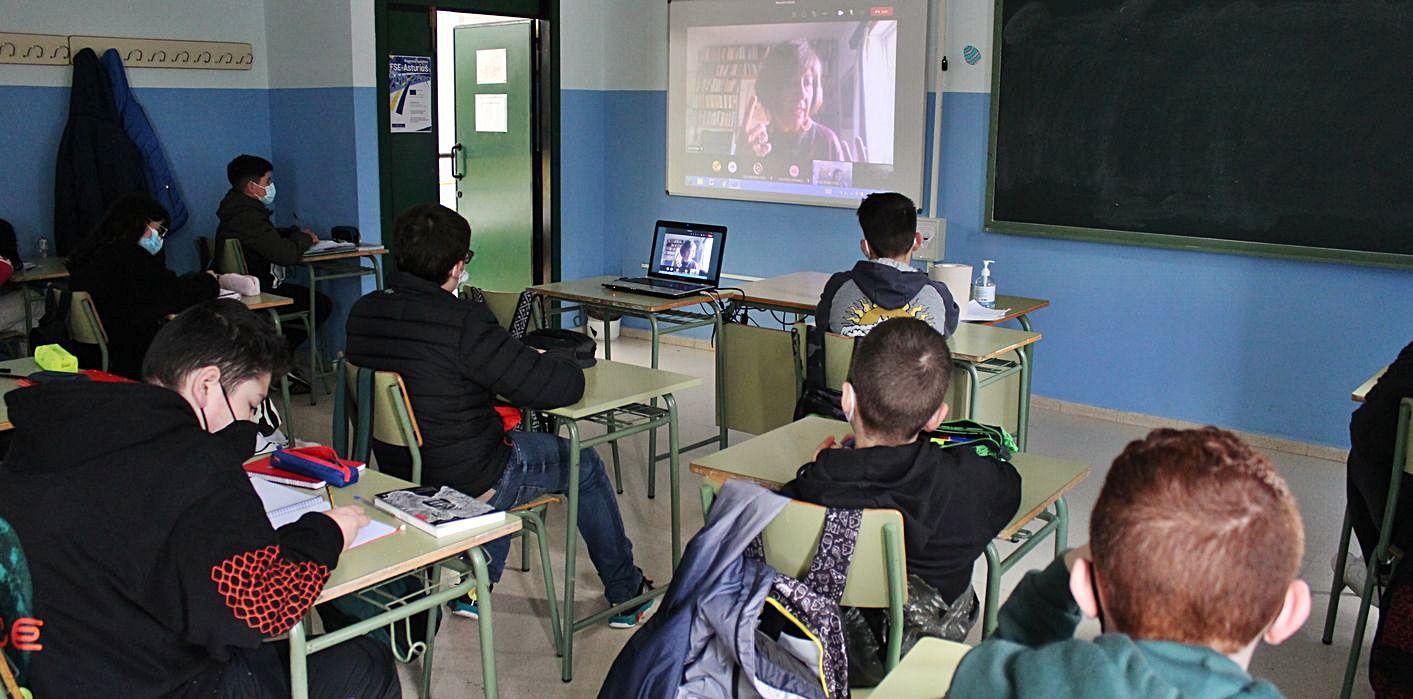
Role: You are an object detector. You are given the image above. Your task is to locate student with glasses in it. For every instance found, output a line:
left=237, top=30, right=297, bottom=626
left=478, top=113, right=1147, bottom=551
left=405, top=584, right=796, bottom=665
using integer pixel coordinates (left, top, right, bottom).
left=68, top=193, right=221, bottom=378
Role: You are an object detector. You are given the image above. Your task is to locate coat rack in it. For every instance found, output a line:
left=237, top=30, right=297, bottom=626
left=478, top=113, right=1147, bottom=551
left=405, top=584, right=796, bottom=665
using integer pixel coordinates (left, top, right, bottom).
left=0, top=32, right=253, bottom=70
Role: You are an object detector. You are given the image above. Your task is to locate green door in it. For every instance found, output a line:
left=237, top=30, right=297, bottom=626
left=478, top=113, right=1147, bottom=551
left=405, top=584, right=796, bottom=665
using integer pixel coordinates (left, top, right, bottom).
left=453, top=20, right=534, bottom=292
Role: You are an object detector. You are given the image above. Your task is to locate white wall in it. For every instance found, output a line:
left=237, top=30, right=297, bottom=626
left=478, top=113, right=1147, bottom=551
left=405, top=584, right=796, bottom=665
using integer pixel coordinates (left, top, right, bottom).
left=0, top=0, right=270, bottom=88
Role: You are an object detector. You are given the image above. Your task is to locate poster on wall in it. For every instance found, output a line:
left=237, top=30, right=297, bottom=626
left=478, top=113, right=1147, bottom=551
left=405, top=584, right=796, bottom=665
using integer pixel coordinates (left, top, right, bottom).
left=389, top=54, right=433, bottom=133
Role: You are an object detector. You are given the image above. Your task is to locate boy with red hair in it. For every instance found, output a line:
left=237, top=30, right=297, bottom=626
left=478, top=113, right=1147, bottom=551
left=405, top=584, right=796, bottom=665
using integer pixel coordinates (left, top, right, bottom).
left=950, top=427, right=1311, bottom=697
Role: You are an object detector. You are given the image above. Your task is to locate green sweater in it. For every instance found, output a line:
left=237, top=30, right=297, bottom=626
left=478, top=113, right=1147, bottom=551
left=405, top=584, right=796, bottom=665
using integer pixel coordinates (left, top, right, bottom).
left=947, top=558, right=1284, bottom=698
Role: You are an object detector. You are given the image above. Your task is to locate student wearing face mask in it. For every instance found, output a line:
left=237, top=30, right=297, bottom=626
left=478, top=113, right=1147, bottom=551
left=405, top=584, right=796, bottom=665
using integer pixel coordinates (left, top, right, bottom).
left=0, top=300, right=398, bottom=698
left=214, top=154, right=333, bottom=366
left=68, top=193, right=221, bottom=378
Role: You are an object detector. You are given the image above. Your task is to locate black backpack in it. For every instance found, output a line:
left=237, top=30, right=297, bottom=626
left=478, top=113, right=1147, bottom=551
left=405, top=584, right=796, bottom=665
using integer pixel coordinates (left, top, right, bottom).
left=29, top=287, right=73, bottom=350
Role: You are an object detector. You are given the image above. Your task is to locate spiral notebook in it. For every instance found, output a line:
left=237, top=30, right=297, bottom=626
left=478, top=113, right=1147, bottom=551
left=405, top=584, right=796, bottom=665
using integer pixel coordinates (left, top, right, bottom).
left=250, top=476, right=331, bottom=528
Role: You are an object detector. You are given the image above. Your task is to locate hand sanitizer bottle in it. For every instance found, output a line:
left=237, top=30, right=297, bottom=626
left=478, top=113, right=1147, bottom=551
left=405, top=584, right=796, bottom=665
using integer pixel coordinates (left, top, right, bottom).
left=972, top=260, right=996, bottom=308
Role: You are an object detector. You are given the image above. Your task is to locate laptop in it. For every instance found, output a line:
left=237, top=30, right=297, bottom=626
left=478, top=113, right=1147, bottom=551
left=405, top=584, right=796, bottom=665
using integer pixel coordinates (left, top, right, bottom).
left=603, top=220, right=728, bottom=298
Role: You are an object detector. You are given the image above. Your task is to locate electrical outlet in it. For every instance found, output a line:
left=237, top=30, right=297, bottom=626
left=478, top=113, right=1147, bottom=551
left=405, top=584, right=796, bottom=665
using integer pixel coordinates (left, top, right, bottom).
left=915, top=217, right=946, bottom=261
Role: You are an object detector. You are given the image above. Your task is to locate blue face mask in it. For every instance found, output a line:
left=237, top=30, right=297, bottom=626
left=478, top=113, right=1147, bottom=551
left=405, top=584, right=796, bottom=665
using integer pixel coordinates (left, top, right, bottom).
left=139, top=231, right=164, bottom=256
left=258, top=181, right=277, bottom=207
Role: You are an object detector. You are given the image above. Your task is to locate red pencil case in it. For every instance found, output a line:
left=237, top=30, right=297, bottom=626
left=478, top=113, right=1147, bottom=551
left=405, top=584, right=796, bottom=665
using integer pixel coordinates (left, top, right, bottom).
left=272, top=445, right=364, bottom=487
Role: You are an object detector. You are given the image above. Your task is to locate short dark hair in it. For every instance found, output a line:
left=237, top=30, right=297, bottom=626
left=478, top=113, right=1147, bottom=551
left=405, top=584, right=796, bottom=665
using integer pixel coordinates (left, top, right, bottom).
left=1092, top=427, right=1304, bottom=652
left=69, top=193, right=168, bottom=268
left=391, top=204, right=471, bottom=284
left=143, top=300, right=288, bottom=391
left=857, top=192, right=918, bottom=258
left=846, top=317, right=952, bottom=441
left=227, top=154, right=273, bottom=188
left=756, top=39, right=825, bottom=117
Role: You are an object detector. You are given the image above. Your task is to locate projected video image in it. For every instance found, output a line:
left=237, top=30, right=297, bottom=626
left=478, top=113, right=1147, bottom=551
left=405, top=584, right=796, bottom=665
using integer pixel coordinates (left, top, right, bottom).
left=658, top=233, right=715, bottom=279
left=685, top=21, right=896, bottom=175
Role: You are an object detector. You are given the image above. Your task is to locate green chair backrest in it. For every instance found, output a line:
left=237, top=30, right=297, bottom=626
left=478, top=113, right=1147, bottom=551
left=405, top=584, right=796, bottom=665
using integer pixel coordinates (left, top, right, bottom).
left=478, top=289, right=522, bottom=331
left=67, top=291, right=108, bottom=346
left=763, top=499, right=906, bottom=608
left=792, top=322, right=855, bottom=392
left=217, top=238, right=249, bottom=275
left=339, top=359, right=425, bottom=483
left=721, top=323, right=801, bottom=435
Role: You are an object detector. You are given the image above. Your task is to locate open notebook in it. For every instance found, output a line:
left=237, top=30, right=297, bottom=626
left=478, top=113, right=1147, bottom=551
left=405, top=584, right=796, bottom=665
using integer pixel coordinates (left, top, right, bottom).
left=249, top=476, right=396, bottom=548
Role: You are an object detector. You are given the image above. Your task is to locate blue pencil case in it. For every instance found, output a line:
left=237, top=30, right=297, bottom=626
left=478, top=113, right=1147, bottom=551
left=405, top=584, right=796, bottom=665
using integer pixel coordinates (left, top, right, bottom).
left=271, top=446, right=364, bottom=487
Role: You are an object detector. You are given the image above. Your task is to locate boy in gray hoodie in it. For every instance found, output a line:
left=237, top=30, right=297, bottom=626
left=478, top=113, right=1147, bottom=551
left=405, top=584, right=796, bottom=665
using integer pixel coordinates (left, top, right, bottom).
left=949, top=427, right=1312, bottom=698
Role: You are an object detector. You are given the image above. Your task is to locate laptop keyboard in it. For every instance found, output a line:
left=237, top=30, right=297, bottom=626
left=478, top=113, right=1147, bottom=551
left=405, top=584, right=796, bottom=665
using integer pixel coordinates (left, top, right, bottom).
left=619, top=277, right=702, bottom=292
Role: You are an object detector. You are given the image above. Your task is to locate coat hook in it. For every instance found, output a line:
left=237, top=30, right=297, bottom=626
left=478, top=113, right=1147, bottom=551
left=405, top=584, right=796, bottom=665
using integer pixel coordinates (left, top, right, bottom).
left=198, top=50, right=212, bottom=63
left=175, top=50, right=190, bottom=62
left=238, top=53, right=253, bottom=65
left=0, top=43, right=15, bottom=58
left=217, top=52, right=233, bottom=64
left=51, top=45, right=69, bottom=60
left=152, top=49, right=167, bottom=62
left=126, top=48, right=143, bottom=61
left=24, top=44, right=42, bottom=58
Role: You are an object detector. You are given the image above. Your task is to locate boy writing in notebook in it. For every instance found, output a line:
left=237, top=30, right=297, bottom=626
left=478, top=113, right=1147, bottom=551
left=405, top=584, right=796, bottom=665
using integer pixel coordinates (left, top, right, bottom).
left=815, top=192, right=958, bottom=338
left=949, top=427, right=1311, bottom=698
left=0, top=300, right=399, bottom=698
left=780, top=317, right=1021, bottom=675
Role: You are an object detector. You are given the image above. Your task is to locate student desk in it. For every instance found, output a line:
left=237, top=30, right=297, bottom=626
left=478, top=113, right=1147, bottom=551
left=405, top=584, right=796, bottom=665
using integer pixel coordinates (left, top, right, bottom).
left=12, top=258, right=71, bottom=343
left=1353, top=366, right=1385, bottom=403
left=689, top=415, right=1091, bottom=637
left=531, top=275, right=734, bottom=460
left=729, top=271, right=1046, bottom=449
left=300, top=246, right=386, bottom=389
left=292, top=469, right=520, bottom=699
left=541, top=359, right=700, bottom=681
left=869, top=637, right=971, bottom=698
left=0, top=358, right=40, bottom=431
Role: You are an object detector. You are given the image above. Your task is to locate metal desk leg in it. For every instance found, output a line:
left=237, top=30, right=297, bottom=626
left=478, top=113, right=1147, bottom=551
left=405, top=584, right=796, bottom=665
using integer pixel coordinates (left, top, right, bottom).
left=372, top=254, right=385, bottom=289
left=1015, top=345, right=1030, bottom=451
left=267, top=309, right=295, bottom=441
left=288, top=615, right=311, bottom=699
left=646, top=315, right=661, bottom=499
left=710, top=298, right=728, bottom=449
left=1017, top=314, right=1035, bottom=452
left=982, top=543, right=1001, bottom=637
left=1054, top=497, right=1069, bottom=555
left=306, top=267, right=324, bottom=399
left=470, top=547, right=499, bottom=699
left=559, top=418, right=582, bottom=683
left=962, top=362, right=982, bottom=420
left=664, top=392, right=682, bottom=566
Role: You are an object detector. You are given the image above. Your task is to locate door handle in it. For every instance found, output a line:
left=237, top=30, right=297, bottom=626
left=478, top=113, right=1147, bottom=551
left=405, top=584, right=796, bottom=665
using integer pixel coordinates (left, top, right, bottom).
left=450, top=143, right=465, bottom=179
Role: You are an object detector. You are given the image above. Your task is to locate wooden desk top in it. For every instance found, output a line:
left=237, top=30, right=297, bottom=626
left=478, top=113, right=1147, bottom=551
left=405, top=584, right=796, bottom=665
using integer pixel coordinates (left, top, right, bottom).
left=0, top=358, right=40, bottom=432
left=690, top=415, right=1091, bottom=541
left=301, top=245, right=387, bottom=263
left=545, top=359, right=702, bottom=420
left=735, top=271, right=1048, bottom=326
left=948, top=322, right=1042, bottom=363
left=869, top=637, right=971, bottom=698
left=532, top=275, right=737, bottom=313
left=1354, top=367, right=1385, bottom=403
left=319, top=470, right=522, bottom=602
left=13, top=258, right=69, bottom=284
left=239, top=293, right=294, bottom=311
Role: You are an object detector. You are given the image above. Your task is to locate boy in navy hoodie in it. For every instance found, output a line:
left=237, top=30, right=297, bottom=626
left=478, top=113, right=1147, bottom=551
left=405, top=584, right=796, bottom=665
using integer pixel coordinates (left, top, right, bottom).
left=949, top=427, right=1311, bottom=698
left=816, top=192, right=958, bottom=338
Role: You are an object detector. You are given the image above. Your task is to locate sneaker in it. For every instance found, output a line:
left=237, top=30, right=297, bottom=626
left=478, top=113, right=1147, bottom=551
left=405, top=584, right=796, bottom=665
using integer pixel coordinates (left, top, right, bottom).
left=448, top=588, right=481, bottom=620
left=608, top=577, right=656, bottom=629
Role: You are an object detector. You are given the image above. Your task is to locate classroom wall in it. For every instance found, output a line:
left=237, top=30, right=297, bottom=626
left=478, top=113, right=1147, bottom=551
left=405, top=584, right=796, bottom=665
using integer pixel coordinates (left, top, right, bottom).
left=0, top=0, right=274, bottom=272
left=572, top=0, right=1413, bottom=448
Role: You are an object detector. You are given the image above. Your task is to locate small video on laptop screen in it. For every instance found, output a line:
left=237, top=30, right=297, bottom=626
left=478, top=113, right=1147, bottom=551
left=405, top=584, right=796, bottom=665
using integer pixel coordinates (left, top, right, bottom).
left=656, top=230, right=716, bottom=279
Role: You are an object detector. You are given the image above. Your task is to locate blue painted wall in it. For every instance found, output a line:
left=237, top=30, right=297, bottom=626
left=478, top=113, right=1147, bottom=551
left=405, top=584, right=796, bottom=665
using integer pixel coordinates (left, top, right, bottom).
left=0, top=86, right=272, bottom=272
left=586, top=88, right=1413, bottom=448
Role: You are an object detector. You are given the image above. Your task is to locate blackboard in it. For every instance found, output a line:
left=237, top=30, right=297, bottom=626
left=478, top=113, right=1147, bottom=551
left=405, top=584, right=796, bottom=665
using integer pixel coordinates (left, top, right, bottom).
left=986, top=0, right=1413, bottom=266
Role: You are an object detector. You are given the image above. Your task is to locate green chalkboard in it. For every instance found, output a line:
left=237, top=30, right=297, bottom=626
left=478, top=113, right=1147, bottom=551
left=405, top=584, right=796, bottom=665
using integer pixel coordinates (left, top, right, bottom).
left=985, top=0, right=1413, bottom=268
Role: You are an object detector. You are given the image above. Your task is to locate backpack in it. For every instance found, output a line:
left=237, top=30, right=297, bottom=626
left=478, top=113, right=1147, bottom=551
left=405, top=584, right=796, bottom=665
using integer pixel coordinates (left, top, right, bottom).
left=29, top=287, right=73, bottom=350
left=793, top=324, right=850, bottom=422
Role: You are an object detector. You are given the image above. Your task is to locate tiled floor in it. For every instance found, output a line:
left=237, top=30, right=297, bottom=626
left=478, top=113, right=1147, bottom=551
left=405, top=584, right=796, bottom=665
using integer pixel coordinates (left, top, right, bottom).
left=292, top=337, right=1376, bottom=698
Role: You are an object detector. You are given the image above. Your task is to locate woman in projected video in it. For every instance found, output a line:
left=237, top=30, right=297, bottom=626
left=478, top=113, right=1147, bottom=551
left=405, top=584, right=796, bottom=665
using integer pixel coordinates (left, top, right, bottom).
left=742, top=39, right=847, bottom=167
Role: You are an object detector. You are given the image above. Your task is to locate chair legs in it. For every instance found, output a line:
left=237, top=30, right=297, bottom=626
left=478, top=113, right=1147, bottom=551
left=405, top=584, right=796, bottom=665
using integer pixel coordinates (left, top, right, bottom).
left=300, top=312, right=318, bottom=407
left=1323, top=508, right=1354, bottom=645
left=512, top=507, right=562, bottom=653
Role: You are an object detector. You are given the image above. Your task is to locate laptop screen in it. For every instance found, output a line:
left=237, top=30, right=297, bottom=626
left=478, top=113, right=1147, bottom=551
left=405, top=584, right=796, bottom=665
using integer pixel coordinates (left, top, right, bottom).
left=648, top=220, right=727, bottom=285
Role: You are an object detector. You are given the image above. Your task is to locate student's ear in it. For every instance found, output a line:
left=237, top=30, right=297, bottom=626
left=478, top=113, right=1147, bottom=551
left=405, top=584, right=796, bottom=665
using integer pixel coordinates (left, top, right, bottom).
left=184, top=364, right=223, bottom=408
left=860, top=239, right=875, bottom=260
left=446, top=259, right=465, bottom=287
left=841, top=381, right=857, bottom=422
left=911, top=231, right=924, bottom=252
left=1262, top=579, right=1312, bottom=646
left=1069, top=557, right=1102, bottom=619
left=922, top=402, right=949, bottom=432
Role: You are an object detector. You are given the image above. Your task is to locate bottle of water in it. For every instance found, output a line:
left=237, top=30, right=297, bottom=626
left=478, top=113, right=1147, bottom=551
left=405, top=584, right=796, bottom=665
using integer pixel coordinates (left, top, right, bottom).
left=972, top=259, right=996, bottom=308
left=35, top=236, right=48, bottom=260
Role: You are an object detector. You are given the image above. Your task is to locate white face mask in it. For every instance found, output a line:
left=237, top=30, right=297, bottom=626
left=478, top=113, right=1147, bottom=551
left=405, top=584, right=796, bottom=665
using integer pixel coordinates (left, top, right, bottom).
left=256, top=181, right=276, bottom=207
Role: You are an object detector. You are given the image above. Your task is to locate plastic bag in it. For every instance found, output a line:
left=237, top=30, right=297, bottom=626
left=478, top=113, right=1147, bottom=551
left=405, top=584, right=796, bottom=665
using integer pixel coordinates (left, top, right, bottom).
left=843, top=575, right=980, bottom=687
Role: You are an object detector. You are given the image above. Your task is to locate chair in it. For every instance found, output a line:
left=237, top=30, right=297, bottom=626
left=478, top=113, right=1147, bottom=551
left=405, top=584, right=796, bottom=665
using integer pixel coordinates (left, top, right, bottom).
left=1323, top=397, right=1413, bottom=698
left=66, top=291, right=109, bottom=372
left=219, top=239, right=319, bottom=405
left=721, top=323, right=802, bottom=435
left=700, top=481, right=909, bottom=679
left=333, top=358, right=564, bottom=650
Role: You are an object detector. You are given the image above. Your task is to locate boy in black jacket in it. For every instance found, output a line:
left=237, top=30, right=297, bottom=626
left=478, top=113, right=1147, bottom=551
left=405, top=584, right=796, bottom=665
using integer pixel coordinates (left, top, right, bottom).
left=345, top=203, right=651, bottom=627
left=0, top=300, right=398, bottom=698
left=780, top=318, right=1021, bottom=652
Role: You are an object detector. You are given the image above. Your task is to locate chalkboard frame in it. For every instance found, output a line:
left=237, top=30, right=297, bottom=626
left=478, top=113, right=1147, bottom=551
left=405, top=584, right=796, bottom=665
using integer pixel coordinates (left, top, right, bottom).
left=981, top=0, right=1413, bottom=270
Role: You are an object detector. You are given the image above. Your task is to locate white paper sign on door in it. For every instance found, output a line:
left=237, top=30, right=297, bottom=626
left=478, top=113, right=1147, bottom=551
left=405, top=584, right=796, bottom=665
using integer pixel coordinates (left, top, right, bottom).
left=474, top=93, right=508, bottom=133
left=476, top=48, right=507, bottom=84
